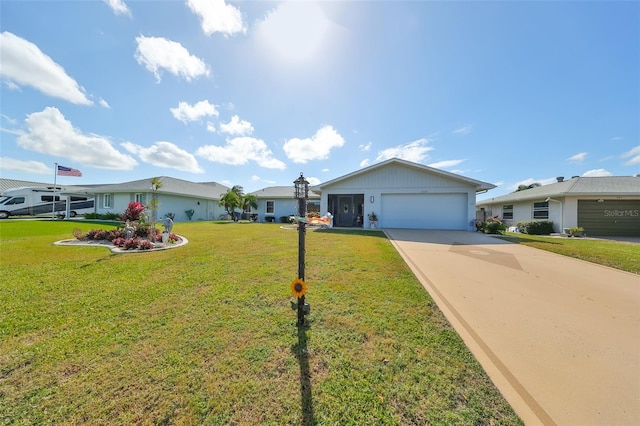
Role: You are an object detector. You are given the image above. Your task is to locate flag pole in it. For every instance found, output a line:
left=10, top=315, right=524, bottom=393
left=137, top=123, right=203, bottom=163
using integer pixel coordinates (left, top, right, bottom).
left=52, top=162, right=58, bottom=219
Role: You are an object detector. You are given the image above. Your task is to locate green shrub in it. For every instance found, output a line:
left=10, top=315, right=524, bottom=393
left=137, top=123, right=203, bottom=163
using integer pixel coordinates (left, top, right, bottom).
left=84, top=213, right=102, bottom=219
left=103, top=212, right=121, bottom=220
left=568, top=226, right=585, bottom=237
left=516, top=220, right=554, bottom=235
left=482, top=221, right=507, bottom=234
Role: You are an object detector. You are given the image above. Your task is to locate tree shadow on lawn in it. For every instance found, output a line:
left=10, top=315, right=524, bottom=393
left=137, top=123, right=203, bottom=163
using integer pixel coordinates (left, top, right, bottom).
left=292, top=323, right=314, bottom=426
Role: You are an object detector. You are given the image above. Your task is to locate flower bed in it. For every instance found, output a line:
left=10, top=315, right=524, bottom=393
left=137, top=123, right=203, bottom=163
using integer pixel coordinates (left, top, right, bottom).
left=55, top=227, right=187, bottom=253
left=81, top=228, right=181, bottom=250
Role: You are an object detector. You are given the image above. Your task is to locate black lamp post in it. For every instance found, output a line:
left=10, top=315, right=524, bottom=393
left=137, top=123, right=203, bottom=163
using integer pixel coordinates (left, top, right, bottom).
left=294, top=172, right=309, bottom=325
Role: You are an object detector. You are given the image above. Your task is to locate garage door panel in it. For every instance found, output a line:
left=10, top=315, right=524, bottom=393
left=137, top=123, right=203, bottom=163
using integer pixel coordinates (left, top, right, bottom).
left=381, top=194, right=467, bottom=230
left=578, top=200, right=640, bottom=236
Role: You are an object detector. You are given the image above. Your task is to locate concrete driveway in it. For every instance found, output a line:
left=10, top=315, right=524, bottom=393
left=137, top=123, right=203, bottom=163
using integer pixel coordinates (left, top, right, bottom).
left=385, top=229, right=639, bottom=426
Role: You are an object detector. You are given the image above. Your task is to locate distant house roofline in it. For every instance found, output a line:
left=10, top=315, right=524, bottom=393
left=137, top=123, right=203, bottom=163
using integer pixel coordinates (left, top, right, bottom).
left=477, top=176, right=640, bottom=205
left=249, top=185, right=320, bottom=199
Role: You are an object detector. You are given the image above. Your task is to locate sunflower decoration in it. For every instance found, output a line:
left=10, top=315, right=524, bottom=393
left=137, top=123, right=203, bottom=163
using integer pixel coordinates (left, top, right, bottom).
left=291, top=278, right=307, bottom=298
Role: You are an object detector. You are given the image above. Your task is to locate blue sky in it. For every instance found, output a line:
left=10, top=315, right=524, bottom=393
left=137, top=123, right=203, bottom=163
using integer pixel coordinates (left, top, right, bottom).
left=1, top=0, right=638, bottom=199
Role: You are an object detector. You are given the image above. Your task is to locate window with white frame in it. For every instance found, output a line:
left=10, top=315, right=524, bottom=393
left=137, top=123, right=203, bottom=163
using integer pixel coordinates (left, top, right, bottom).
left=135, top=193, right=144, bottom=204
left=502, top=204, right=513, bottom=220
left=266, top=200, right=274, bottom=214
left=104, top=193, right=113, bottom=209
left=533, top=201, right=549, bottom=219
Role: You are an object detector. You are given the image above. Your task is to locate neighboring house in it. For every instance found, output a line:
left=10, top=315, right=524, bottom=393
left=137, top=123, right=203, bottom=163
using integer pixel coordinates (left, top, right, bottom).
left=90, top=177, right=229, bottom=222
left=476, top=176, right=640, bottom=236
left=0, top=178, right=52, bottom=193
left=249, top=186, right=320, bottom=222
left=311, top=158, right=495, bottom=230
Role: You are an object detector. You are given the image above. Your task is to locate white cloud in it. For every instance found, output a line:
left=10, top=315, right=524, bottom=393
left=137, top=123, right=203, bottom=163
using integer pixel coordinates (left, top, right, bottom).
left=186, top=0, right=246, bottom=36
left=622, top=145, right=640, bottom=166
left=452, top=125, right=472, bottom=135
left=170, top=100, right=218, bottom=123
left=1, top=114, right=17, bottom=125
left=582, top=169, right=612, bottom=177
left=0, top=32, right=92, bottom=105
left=206, top=122, right=216, bottom=133
left=250, top=175, right=260, bottom=182
left=135, top=36, right=210, bottom=82
left=17, top=107, right=137, bottom=170
left=375, top=138, right=434, bottom=163
left=283, top=125, right=345, bottom=163
left=0, top=126, right=21, bottom=136
left=0, top=157, right=52, bottom=174
left=568, top=152, right=588, bottom=163
left=103, top=0, right=131, bottom=17
left=220, top=115, right=254, bottom=136
left=428, top=159, right=466, bottom=169
left=322, top=168, right=329, bottom=172
left=359, top=142, right=371, bottom=151
left=359, top=159, right=370, bottom=168
left=306, top=176, right=321, bottom=186
left=99, top=98, right=110, bottom=108
left=3, top=80, right=19, bottom=91
left=121, top=141, right=204, bottom=173
left=196, top=137, right=286, bottom=169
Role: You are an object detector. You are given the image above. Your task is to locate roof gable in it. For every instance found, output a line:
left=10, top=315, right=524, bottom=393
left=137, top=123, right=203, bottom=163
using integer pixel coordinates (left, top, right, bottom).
left=313, top=158, right=495, bottom=192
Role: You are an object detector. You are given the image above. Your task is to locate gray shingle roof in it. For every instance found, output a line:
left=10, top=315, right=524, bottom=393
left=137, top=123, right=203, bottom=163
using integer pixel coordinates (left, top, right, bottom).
left=89, top=177, right=229, bottom=199
left=250, top=186, right=320, bottom=199
left=477, top=176, right=640, bottom=205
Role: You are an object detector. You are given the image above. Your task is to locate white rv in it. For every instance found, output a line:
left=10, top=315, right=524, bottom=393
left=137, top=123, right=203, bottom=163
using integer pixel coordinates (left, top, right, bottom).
left=0, top=187, right=95, bottom=219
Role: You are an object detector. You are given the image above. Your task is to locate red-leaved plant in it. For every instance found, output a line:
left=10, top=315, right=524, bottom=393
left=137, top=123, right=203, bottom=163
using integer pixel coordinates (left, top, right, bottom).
left=122, top=238, right=140, bottom=250
left=122, top=201, right=146, bottom=222
left=137, top=240, right=154, bottom=250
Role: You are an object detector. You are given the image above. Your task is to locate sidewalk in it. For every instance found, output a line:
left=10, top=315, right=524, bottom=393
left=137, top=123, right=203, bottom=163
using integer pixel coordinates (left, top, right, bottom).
left=386, top=229, right=640, bottom=425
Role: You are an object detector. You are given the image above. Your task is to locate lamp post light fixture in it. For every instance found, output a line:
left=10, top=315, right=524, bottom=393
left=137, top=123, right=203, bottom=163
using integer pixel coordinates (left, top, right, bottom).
left=293, top=173, right=310, bottom=325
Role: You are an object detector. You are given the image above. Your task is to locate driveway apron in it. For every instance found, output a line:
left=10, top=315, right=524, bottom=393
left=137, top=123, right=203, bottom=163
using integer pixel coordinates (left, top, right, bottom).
left=385, top=229, right=639, bottom=426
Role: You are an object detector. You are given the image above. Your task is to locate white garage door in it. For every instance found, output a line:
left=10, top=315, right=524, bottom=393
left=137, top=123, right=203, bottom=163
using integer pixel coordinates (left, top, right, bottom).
left=380, top=193, right=468, bottom=230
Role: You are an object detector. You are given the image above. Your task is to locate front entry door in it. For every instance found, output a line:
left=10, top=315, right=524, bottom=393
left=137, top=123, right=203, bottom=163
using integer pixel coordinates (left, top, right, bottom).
left=337, top=196, right=354, bottom=227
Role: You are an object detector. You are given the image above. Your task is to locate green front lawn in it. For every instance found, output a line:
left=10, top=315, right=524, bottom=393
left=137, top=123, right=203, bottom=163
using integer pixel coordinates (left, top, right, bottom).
left=0, top=220, right=521, bottom=424
left=497, top=233, right=640, bottom=274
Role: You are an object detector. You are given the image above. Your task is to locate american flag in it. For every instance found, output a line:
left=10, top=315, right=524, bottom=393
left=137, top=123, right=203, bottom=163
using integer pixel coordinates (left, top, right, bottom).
left=57, top=165, right=82, bottom=177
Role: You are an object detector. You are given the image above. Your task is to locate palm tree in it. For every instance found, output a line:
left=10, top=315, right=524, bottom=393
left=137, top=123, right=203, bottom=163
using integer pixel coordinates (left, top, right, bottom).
left=515, top=182, right=541, bottom=192
left=219, top=186, right=242, bottom=221
left=149, top=177, right=162, bottom=217
left=149, top=177, right=162, bottom=241
left=220, top=185, right=258, bottom=221
left=240, top=193, right=258, bottom=219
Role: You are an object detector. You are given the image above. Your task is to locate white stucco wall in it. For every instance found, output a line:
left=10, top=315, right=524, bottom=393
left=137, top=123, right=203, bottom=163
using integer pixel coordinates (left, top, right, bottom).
left=318, top=163, right=480, bottom=230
